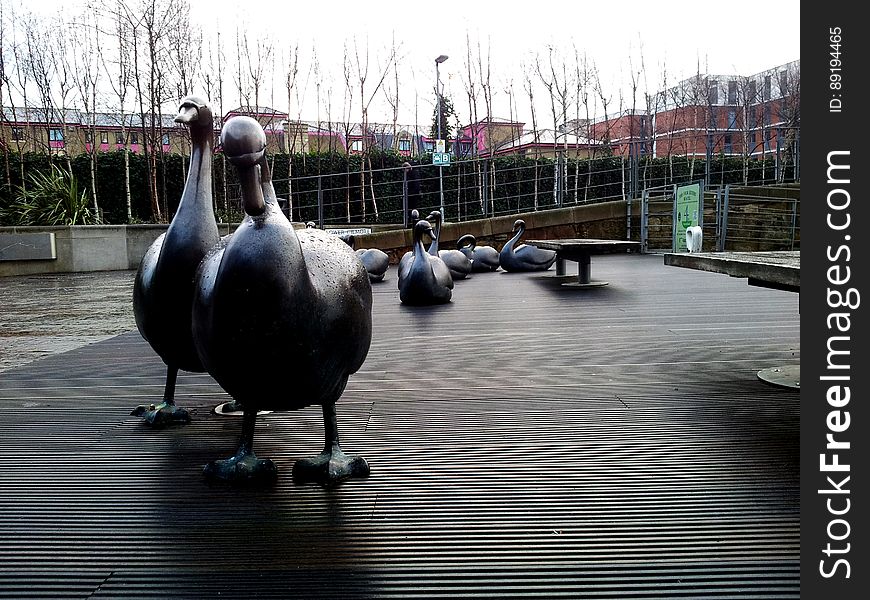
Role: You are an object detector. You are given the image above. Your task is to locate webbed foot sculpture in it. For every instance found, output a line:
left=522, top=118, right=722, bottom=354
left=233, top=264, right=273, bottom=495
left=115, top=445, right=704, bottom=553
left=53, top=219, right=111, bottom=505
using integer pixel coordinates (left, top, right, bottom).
left=293, top=403, right=370, bottom=484
left=292, top=447, right=370, bottom=484
left=202, top=408, right=277, bottom=485
left=203, top=451, right=277, bottom=484
left=131, top=401, right=191, bottom=427
left=132, top=366, right=190, bottom=427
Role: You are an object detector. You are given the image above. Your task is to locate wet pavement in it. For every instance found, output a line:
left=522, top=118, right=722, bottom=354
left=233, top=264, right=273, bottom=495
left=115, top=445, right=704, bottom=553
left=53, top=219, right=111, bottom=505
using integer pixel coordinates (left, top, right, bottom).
left=0, top=270, right=137, bottom=372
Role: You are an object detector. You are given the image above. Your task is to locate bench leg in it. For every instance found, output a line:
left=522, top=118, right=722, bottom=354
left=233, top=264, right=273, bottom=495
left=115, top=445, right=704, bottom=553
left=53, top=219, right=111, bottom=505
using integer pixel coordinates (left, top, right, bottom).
left=556, top=258, right=567, bottom=276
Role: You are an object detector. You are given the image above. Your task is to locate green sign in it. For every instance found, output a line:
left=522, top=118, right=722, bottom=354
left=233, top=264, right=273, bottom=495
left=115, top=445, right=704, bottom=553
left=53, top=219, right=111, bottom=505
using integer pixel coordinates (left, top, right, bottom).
left=674, top=183, right=701, bottom=251
left=432, top=152, right=451, bottom=166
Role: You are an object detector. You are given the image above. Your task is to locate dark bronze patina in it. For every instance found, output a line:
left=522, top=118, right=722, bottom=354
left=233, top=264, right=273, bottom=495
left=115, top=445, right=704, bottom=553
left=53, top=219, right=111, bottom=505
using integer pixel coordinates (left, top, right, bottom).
left=341, top=235, right=389, bottom=283
left=192, top=116, right=373, bottom=485
left=499, top=219, right=557, bottom=272
left=426, top=210, right=471, bottom=280
left=397, top=219, right=453, bottom=305
left=131, top=96, right=220, bottom=427
left=456, top=234, right=500, bottom=272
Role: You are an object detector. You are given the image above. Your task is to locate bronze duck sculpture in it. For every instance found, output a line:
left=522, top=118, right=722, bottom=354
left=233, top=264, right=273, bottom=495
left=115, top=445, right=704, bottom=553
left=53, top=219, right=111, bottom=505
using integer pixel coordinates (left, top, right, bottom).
left=456, top=234, right=500, bottom=272
left=131, top=96, right=219, bottom=426
left=192, top=116, right=373, bottom=484
left=499, top=219, right=557, bottom=272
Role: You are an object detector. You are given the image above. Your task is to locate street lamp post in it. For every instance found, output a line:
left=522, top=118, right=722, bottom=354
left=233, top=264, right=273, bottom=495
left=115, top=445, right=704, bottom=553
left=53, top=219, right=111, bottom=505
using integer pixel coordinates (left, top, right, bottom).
left=435, top=54, right=448, bottom=219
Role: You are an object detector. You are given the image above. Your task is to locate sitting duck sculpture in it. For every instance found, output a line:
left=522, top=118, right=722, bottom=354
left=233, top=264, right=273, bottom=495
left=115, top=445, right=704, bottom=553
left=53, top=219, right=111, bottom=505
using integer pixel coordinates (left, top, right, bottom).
left=397, top=218, right=454, bottom=305
left=456, top=234, right=500, bottom=272
left=341, top=234, right=389, bottom=283
left=131, top=96, right=220, bottom=426
left=427, top=210, right=472, bottom=280
left=499, top=219, right=557, bottom=272
left=192, top=116, right=373, bottom=484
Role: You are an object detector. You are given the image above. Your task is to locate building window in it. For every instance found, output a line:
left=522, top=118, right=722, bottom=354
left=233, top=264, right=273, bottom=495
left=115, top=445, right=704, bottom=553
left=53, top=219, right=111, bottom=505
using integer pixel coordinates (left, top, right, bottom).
left=129, top=132, right=139, bottom=145
left=116, top=131, right=125, bottom=144
left=763, top=75, right=771, bottom=101
left=763, top=105, right=772, bottom=126
left=727, top=109, right=738, bottom=129
left=749, top=132, right=756, bottom=148
left=11, top=127, right=25, bottom=141
left=398, top=139, right=411, bottom=152
left=747, top=81, right=757, bottom=104
left=162, top=133, right=170, bottom=145
left=779, top=71, right=788, bottom=95
left=708, top=80, right=718, bottom=104
left=764, top=129, right=772, bottom=151
left=459, top=142, right=472, bottom=155
left=727, top=81, right=737, bottom=104
left=424, top=141, right=434, bottom=152
left=100, top=131, right=109, bottom=144
left=724, top=134, right=732, bottom=153
left=350, top=140, right=363, bottom=152
left=49, top=129, right=64, bottom=142
left=84, top=131, right=94, bottom=144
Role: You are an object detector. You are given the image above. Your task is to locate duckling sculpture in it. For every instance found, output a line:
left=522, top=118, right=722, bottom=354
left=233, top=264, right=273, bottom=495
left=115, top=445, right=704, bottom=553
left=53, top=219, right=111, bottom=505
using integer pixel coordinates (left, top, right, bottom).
left=131, top=96, right=219, bottom=427
left=427, top=210, right=472, bottom=280
left=341, top=234, right=389, bottom=283
left=398, top=219, right=454, bottom=305
left=499, top=219, right=557, bottom=272
left=457, top=234, right=500, bottom=272
left=192, top=116, right=373, bottom=484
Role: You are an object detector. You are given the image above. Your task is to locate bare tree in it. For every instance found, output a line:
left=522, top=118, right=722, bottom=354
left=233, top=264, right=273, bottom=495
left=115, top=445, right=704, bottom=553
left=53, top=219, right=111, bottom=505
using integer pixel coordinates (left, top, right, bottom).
left=460, top=31, right=483, bottom=212
left=101, top=0, right=136, bottom=222
left=203, top=29, right=226, bottom=214
left=536, top=45, right=571, bottom=206
left=522, top=65, right=539, bottom=210
left=351, top=35, right=395, bottom=221
left=71, top=7, right=103, bottom=220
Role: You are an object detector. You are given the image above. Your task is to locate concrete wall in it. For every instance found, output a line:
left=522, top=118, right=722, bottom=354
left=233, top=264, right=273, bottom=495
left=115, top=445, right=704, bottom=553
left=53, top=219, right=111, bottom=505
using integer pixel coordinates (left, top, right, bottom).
left=0, top=223, right=235, bottom=277
left=353, top=200, right=631, bottom=264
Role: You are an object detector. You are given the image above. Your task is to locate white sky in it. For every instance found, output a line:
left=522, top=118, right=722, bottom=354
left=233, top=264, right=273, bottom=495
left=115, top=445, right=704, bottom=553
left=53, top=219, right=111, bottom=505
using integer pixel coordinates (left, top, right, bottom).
left=22, top=0, right=801, bottom=127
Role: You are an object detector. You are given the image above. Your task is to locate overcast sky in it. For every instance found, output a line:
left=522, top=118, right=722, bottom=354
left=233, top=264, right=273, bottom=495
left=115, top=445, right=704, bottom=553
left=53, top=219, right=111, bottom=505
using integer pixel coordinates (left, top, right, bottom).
left=23, top=0, right=801, bottom=127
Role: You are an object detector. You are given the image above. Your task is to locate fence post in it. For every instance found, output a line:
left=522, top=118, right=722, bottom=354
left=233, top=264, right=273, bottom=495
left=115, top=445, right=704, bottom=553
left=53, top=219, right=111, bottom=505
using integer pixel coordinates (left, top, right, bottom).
left=317, top=175, right=324, bottom=229
left=402, top=169, right=408, bottom=228
left=719, top=184, right=730, bottom=251
left=640, top=190, right=648, bottom=253
left=790, top=198, right=798, bottom=250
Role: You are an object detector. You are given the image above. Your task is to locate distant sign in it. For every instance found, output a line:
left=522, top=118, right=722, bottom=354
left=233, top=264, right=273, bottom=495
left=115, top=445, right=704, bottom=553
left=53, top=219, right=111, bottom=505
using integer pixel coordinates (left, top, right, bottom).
left=432, top=152, right=451, bottom=166
left=435, top=139, right=446, bottom=153
left=327, top=228, right=371, bottom=236
left=673, top=182, right=702, bottom=252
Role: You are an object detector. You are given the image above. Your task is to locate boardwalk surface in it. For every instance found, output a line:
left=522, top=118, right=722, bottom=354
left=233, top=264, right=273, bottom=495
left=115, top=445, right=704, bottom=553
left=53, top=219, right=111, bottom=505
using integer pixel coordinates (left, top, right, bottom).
left=0, top=254, right=800, bottom=598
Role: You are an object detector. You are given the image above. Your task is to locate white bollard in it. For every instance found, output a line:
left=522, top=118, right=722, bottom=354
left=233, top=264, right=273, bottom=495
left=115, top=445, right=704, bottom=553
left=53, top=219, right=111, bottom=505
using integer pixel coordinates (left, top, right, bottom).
left=686, top=226, right=703, bottom=253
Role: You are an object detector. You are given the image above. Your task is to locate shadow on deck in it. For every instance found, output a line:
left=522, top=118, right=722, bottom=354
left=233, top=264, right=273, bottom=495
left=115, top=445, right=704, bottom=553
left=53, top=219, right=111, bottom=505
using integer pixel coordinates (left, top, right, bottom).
left=0, top=254, right=800, bottom=598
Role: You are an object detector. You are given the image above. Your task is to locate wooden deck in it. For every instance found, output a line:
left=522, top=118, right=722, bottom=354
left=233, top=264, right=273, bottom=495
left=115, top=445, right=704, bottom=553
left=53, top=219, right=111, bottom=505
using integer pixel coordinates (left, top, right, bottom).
left=0, top=254, right=800, bottom=598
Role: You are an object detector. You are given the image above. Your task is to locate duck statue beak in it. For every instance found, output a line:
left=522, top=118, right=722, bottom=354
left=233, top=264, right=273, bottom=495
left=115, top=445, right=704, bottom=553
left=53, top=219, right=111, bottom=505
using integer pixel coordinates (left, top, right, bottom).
left=175, top=105, right=198, bottom=124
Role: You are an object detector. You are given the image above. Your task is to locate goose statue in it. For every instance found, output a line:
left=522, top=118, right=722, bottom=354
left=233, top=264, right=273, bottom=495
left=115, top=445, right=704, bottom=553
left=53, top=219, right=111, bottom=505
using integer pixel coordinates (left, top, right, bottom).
left=397, top=209, right=421, bottom=277
left=456, top=234, right=500, bottom=272
left=191, top=116, right=373, bottom=484
left=426, top=210, right=472, bottom=280
left=341, top=235, right=390, bottom=283
left=131, top=96, right=220, bottom=427
left=499, top=219, right=557, bottom=272
left=397, top=219, right=454, bottom=305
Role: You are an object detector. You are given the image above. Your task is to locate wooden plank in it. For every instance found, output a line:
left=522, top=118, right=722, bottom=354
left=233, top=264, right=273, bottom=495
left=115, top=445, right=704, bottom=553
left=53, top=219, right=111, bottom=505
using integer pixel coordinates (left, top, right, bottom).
left=0, top=255, right=800, bottom=598
left=664, top=251, right=799, bottom=291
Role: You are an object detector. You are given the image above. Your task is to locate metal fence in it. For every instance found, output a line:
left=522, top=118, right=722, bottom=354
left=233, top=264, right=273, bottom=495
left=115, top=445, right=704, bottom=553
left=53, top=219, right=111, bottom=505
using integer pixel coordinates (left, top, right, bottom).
left=222, top=153, right=799, bottom=236
left=640, top=183, right=800, bottom=253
